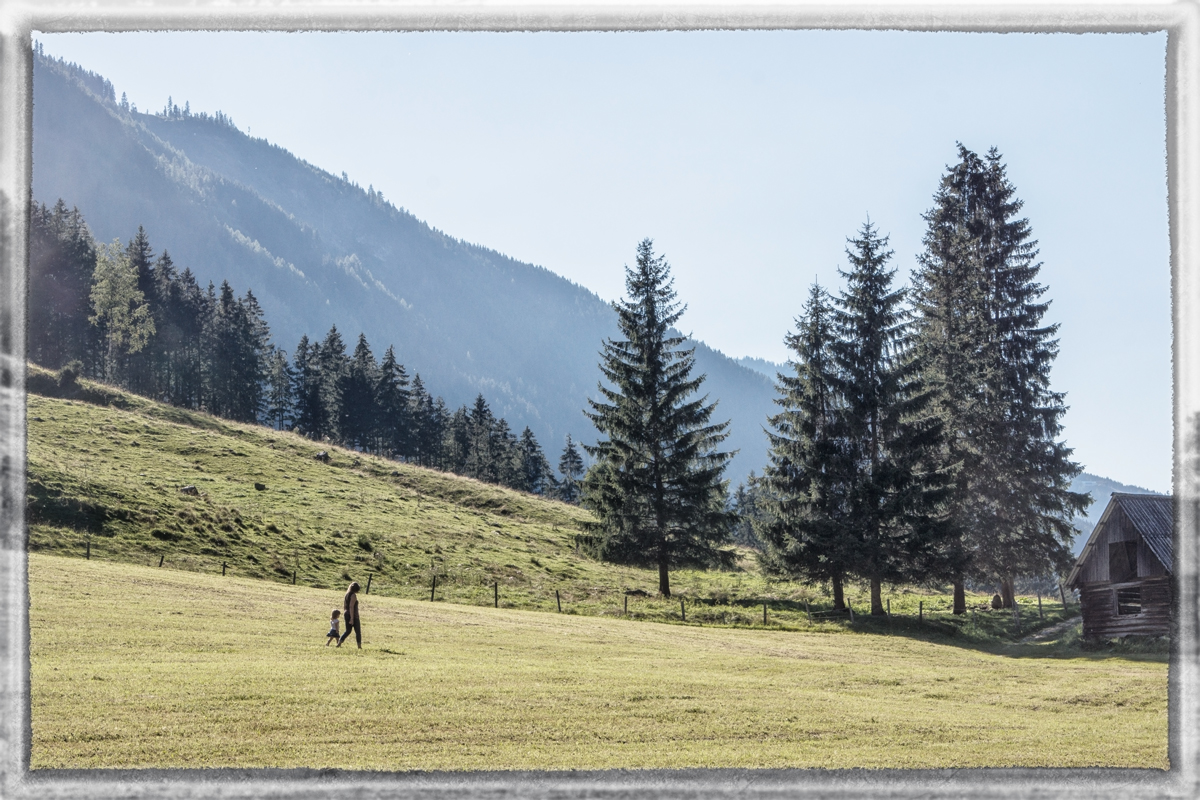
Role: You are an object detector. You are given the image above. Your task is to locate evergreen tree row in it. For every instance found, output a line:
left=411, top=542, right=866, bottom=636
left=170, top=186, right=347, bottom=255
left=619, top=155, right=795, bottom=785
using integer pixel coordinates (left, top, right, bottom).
left=27, top=200, right=585, bottom=501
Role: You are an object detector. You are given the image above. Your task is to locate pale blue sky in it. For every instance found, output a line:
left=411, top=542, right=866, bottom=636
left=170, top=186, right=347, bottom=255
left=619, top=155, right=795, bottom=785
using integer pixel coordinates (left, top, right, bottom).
left=39, top=30, right=1171, bottom=492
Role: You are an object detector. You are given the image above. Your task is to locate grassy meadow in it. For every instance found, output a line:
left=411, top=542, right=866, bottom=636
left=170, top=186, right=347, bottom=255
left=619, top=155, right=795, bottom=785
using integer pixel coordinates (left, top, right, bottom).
left=24, top=368, right=1169, bottom=770
left=30, top=554, right=1167, bottom=770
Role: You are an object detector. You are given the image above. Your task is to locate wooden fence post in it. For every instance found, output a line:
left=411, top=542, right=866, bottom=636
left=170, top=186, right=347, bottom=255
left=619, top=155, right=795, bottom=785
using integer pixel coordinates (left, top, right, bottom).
left=806, top=601, right=812, bottom=624
left=763, top=602, right=768, bottom=625
left=848, top=603, right=854, bottom=623
left=1037, top=591, right=1043, bottom=620
left=366, top=574, right=372, bottom=594
left=681, top=598, right=686, bottom=622
left=887, top=598, right=890, bottom=618
left=159, top=554, right=164, bottom=567
left=494, top=581, right=499, bottom=608
left=556, top=589, right=562, bottom=613
left=1012, top=599, right=1020, bottom=632
left=431, top=574, right=437, bottom=602
left=222, top=561, right=226, bottom=576
left=624, top=595, right=628, bottom=615
left=85, top=539, right=90, bottom=560
left=919, top=601, right=923, bottom=623
left=292, top=570, right=296, bottom=585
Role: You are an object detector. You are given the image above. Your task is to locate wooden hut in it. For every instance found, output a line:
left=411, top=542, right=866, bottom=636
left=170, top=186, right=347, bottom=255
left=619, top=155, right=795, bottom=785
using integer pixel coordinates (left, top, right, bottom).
left=1066, top=493, right=1173, bottom=638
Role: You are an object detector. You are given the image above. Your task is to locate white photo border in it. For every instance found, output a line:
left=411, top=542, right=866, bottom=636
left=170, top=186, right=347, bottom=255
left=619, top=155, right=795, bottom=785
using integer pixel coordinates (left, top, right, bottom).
left=0, top=2, right=1196, bottom=798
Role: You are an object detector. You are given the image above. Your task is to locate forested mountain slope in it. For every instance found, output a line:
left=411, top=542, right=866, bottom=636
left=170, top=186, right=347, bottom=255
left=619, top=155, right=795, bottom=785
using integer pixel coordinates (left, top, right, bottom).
left=31, top=53, right=775, bottom=483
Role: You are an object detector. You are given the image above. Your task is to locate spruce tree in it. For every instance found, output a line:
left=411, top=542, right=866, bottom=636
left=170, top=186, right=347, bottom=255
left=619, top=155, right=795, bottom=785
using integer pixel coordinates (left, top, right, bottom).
left=913, top=146, right=1087, bottom=609
left=518, top=427, right=556, bottom=495
left=316, top=325, right=349, bottom=441
left=237, top=290, right=271, bottom=422
left=757, top=282, right=855, bottom=610
left=204, top=281, right=241, bottom=419
left=265, top=348, right=295, bottom=431
left=912, top=145, right=1000, bottom=613
left=28, top=200, right=99, bottom=371
left=730, top=473, right=767, bottom=550
left=442, top=405, right=471, bottom=475
left=583, top=239, right=735, bottom=597
left=492, top=417, right=522, bottom=490
left=339, top=333, right=379, bottom=451
left=557, top=434, right=585, bottom=504
left=123, top=226, right=158, bottom=395
left=292, top=335, right=325, bottom=438
left=464, top=395, right=497, bottom=482
left=407, top=375, right=445, bottom=467
left=829, top=221, right=947, bottom=615
left=171, top=267, right=208, bottom=409
left=375, top=345, right=411, bottom=458
left=89, top=240, right=155, bottom=385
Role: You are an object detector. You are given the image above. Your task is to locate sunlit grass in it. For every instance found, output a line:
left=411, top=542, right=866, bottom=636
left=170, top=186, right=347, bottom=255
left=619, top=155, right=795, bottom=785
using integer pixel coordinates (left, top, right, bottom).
left=29, top=554, right=1167, bottom=770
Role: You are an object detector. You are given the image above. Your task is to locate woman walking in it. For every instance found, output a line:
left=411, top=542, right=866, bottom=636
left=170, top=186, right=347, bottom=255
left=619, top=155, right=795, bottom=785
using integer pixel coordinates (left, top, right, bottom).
left=337, top=581, right=362, bottom=649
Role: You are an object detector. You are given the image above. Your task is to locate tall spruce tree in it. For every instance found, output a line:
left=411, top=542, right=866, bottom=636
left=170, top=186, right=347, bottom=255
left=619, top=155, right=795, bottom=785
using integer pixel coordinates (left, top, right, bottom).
left=583, top=239, right=735, bottom=597
left=913, top=146, right=1086, bottom=608
left=829, top=221, right=947, bottom=615
left=757, top=282, right=855, bottom=610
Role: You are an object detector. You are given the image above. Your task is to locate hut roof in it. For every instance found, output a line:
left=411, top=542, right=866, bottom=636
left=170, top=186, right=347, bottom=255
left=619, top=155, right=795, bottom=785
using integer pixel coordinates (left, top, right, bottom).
left=1066, top=493, right=1173, bottom=587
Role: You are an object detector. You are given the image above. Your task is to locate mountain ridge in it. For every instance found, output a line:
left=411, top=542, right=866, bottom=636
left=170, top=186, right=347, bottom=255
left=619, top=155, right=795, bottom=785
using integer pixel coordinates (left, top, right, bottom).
left=32, top=52, right=776, bottom=483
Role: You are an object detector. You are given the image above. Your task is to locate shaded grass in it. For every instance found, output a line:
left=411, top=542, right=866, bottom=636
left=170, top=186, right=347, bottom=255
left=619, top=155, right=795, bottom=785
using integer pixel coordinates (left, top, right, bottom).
left=29, top=554, right=1167, bottom=770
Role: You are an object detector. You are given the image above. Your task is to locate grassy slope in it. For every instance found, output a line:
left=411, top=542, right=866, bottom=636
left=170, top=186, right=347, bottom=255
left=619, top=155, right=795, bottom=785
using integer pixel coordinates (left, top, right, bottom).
left=29, top=554, right=1167, bottom=770
left=26, top=369, right=1075, bottom=638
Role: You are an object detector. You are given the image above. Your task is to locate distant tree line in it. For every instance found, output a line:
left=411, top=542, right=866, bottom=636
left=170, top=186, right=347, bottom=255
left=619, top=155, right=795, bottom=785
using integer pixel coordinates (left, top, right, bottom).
left=27, top=199, right=585, bottom=501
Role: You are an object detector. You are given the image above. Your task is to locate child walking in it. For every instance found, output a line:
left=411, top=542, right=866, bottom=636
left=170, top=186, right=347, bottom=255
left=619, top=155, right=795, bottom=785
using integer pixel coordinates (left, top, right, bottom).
left=325, top=608, right=341, bottom=646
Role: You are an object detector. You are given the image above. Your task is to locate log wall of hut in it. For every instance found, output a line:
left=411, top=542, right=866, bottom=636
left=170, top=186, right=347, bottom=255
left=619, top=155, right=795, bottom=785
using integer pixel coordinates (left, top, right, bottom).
left=1079, top=576, right=1172, bottom=638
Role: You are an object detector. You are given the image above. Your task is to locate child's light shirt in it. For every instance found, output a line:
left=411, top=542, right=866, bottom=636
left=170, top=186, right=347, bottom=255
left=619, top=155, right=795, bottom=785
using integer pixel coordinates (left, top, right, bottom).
left=329, top=617, right=340, bottom=635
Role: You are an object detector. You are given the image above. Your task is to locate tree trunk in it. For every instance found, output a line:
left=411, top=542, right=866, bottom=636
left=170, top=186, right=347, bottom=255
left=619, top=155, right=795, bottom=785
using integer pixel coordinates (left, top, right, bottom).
left=832, top=574, right=845, bottom=611
left=870, top=577, right=885, bottom=616
left=658, top=542, right=671, bottom=598
left=1000, top=576, right=1014, bottom=609
left=952, top=577, right=966, bottom=615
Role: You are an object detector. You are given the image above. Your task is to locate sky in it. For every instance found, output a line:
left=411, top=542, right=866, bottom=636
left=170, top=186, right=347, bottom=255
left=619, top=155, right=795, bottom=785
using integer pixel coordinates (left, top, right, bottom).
left=38, top=30, right=1171, bottom=493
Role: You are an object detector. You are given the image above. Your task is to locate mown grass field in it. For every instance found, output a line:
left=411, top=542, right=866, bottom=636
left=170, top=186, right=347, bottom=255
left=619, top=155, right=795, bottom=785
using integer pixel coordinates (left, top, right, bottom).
left=26, top=369, right=1074, bottom=639
left=29, top=554, right=1167, bottom=770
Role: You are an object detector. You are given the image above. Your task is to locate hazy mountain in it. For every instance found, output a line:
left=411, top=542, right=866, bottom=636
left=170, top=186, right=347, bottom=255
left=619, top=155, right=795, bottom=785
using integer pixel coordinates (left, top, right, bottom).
left=733, top=356, right=785, bottom=380
left=32, top=53, right=777, bottom=484
left=1068, top=473, right=1165, bottom=555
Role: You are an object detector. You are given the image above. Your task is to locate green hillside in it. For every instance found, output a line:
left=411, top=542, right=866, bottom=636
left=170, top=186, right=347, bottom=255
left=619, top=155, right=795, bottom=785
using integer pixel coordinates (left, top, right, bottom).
left=27, top=364, right=1073, bottom=637
left=30, top=554, right=1167, bottom=770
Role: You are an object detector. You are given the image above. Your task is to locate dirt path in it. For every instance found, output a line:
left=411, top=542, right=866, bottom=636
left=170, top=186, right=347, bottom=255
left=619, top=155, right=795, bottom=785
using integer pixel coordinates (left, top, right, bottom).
left=1019, top=615, right=1082, bottom=644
